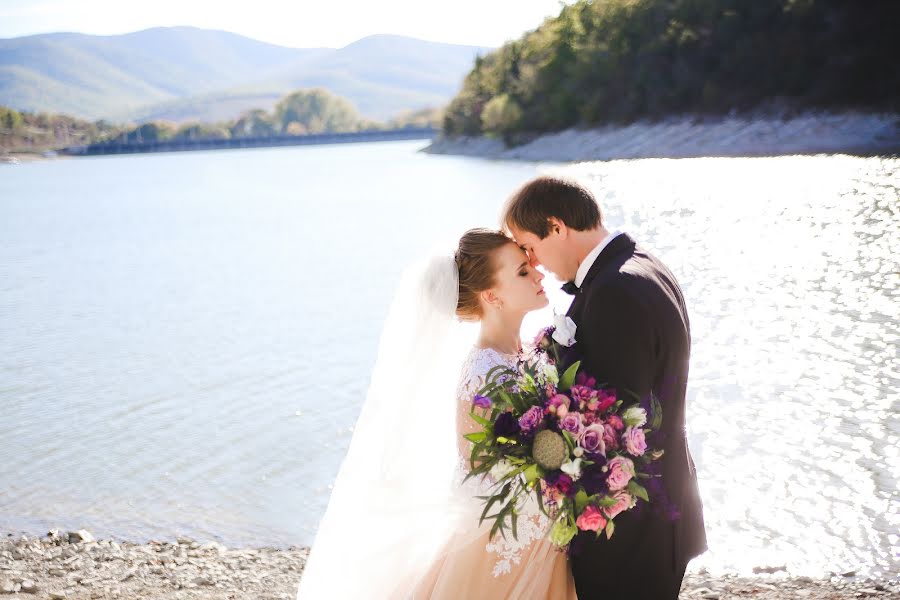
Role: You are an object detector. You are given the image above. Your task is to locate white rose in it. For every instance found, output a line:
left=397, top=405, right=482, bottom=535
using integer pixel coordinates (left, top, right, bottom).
left=489, top=459, right=515, bottom=481
left=552, top=314, right=577, bottom=347
left=622, top=406, right=647, bottom=428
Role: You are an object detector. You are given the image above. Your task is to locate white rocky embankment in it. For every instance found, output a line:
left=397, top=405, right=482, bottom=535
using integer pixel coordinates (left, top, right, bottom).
left=424, top=112, right=900, bottom=162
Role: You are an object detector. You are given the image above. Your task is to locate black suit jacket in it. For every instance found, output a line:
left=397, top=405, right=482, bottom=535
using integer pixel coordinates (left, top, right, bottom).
left=564, top=233, right=706, bottom=593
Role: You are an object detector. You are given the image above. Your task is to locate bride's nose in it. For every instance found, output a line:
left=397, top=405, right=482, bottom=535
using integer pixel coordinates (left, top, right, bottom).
left=534, top=270, right=544, bottom=284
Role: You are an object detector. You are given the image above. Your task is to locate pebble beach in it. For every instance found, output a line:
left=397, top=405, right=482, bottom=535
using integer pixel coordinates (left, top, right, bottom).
left=1, top=531, right=897, bottom=599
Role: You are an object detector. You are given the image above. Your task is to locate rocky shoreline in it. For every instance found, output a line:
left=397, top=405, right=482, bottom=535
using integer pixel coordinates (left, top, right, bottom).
left=3, top=531, right=898, bottom=599
left=423, top=112, right=900, bottom=162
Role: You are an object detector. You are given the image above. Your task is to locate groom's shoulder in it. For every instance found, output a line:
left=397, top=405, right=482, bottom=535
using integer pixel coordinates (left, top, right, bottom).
left=583, top=247, right=673, bottom=302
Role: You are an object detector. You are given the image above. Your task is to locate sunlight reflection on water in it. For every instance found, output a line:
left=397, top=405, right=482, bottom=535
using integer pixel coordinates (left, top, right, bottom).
left=0, top=147, right=896, bottom=577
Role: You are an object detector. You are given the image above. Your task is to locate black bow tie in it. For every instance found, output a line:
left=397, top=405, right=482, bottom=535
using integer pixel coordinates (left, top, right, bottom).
left=561, top=281, right=579, bottom=295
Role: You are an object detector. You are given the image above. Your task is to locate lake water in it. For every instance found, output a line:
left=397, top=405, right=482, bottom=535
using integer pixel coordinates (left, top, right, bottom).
left=0, top=141, right=897, bottom=578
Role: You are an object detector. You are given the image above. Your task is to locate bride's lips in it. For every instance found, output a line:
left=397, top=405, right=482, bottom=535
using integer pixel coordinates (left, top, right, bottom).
left=537, top=289, right=546, bottom=296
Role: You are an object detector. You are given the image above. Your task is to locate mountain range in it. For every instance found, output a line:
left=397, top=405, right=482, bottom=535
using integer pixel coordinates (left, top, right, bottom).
left=0, top=27, right=491, bottom=123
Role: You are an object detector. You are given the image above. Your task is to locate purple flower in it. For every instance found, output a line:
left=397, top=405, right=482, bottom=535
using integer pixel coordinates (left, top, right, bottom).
left=493, top=412, right=520, bottom=437
left=560, top=412, right=584, bottom=436
left=579, top=464, right=608, bottom=496
left=518, top=405, right=544, bottom=433
left=578, top=423, right=606, bottom=455
left=570, top=385, right=598, bottom=407
left=472, top=394, right=492, bottom=409
left=544, top=471, right=576, bottom=497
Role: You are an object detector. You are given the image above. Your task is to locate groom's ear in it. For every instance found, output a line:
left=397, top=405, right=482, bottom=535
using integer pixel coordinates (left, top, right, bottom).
left=547, top=217, right=568, bottom=239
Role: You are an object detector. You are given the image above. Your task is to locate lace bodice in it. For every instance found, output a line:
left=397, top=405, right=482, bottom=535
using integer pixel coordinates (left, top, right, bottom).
left=456, top=346, right=519, bottom=449
left=454, top=346, right=555, bottom=577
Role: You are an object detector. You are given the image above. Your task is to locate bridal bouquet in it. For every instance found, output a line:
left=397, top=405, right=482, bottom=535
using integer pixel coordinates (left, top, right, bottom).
left=463, top=316, right=664, bottom=550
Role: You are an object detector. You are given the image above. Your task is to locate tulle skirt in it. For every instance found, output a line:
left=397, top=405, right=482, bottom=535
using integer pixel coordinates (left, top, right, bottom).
left=404, top=525, right=577, bottom=600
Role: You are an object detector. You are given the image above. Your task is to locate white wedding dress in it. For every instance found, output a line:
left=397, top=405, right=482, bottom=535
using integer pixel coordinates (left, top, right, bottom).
left=296, top=256, right=575, bottom=600
left=405, top=346, right=577, bottom=599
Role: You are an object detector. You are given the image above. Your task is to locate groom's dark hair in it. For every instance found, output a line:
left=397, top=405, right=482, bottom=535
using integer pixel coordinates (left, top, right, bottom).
left=502, top=176, right=602, bottom=239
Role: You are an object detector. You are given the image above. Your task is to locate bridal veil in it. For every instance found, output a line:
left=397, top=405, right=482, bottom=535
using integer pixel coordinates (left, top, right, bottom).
left=296, top=254, right=480, bottom=598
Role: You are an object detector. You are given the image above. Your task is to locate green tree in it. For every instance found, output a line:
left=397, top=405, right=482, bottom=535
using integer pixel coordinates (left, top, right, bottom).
left=230, top=109, right=276, bottom=138
left=481, top=95, right=523, bottom=138
left=273, top=88, right=362, bottom=135
left=442, top=0, right=900, bottom=140
left=1, top=107, right=24, bottom=131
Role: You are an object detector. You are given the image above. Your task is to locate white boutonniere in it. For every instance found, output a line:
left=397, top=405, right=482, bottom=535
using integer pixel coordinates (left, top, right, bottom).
left=552, top=313, right=577, bottom=347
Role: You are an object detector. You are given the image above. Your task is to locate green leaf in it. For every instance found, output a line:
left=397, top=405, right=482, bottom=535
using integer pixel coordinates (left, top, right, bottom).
left=535, top=485, right=549, bottom=517
left=597, top=495, right=617, bottom=508
left=549, top=518, right=577, bottom=547
left=650, top=392, right=663, bottom=430
left=479, top=494, right=501, bottom=524
left=558, top=361, right=581, bottom=391
left=511, top=510, right=518, bottom=540
left=574, top=489, right=590, bottom=513
left=468, top=412, right=493, bottom=427
left=464, top=432, right=487, bottom=443
left=604, top=519, right=615, bottom=539
left=523, top=463, right=544, bottom=484
left=561, top=430, right=576, bottom=452
left=626, top=480, right=650, bottom=502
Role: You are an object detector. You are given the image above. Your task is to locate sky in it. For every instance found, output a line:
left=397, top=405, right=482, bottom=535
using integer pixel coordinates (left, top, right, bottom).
left=0, top=0, right=573, bottom=48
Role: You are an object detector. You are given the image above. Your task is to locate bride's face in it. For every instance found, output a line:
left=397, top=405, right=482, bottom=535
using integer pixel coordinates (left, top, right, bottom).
left=488, top=243, right=549, bottom=314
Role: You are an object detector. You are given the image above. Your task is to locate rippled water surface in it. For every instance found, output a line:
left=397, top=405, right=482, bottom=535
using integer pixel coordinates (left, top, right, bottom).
left=1, top=143, right=897, bottom=577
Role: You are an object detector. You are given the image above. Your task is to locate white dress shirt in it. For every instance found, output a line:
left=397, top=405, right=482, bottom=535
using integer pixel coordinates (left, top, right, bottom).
left=574, top=229, right=624, bottom=287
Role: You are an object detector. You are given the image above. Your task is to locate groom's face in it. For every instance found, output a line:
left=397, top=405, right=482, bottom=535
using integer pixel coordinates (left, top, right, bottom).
left=510, top=225, right=575, bottom=282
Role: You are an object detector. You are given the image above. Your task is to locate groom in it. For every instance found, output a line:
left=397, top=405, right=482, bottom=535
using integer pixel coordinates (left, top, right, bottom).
left=502, top=176, right=707, bottom=600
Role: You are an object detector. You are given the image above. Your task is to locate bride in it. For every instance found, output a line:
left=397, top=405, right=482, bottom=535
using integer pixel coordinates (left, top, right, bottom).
left=296, top=229, right=577, bottom=599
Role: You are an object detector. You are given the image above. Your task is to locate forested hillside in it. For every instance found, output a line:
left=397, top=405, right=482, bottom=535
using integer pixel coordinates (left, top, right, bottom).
left=443, top=0, right=900, bottom=139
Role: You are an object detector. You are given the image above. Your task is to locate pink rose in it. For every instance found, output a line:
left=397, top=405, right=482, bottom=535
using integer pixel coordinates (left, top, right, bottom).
left=607, top=415, right=624, bottom=431
left=623, top=426, right=647, bottom=456
left=604, top=491, right=635, bottom=519
left=578, top=423, right=607, bottom=455
left=606, top=456, right=635, bottom=491
left=601, top=423, right=620, bottom=451
left=518, top=405, right=544, bottom=433
left=560, top=412, right=584, bottom=436
left=575, top=505, right=608, bottom=532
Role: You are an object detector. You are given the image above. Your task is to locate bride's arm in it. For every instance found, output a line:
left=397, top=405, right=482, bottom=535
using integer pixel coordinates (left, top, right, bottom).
left=455, top=376, right=482, bottom=465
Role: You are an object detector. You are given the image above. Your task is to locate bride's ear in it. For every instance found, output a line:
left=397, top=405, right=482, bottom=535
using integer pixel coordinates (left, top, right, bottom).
left=479, top=289, right=502, bottom=312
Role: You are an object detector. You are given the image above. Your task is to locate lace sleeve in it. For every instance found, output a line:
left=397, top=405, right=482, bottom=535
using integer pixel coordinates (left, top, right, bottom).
left=455, top=348, right=516, bottom=460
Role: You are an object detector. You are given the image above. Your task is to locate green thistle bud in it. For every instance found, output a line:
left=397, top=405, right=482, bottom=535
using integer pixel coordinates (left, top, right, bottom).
left=532, top=429, right=568, bottom=470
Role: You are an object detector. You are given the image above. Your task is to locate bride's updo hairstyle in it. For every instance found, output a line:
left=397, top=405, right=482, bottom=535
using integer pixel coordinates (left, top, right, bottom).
left=454, top=228, right=515, bottom=321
